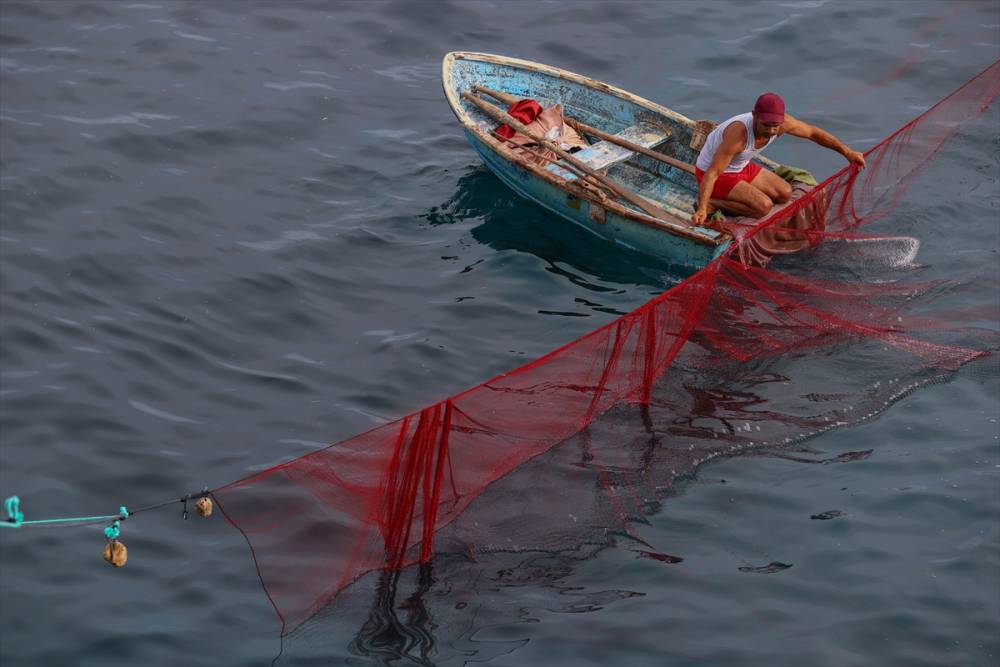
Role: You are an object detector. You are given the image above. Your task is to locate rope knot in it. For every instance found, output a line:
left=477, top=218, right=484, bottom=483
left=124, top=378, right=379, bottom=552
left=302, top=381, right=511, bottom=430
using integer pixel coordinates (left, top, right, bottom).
left=4, top=496, right=23, bottom=527
left=104, top=519, right=121, bottom=541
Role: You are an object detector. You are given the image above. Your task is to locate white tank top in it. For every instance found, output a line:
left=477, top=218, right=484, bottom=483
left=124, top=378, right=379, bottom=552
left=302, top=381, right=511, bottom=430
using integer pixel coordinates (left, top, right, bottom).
left=695, top=112, right=777, bottom=173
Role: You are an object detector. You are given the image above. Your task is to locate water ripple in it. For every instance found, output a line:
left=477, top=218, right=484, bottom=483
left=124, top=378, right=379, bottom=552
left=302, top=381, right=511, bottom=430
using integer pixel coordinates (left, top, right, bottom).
left=129, top=399, right=203, bottom=424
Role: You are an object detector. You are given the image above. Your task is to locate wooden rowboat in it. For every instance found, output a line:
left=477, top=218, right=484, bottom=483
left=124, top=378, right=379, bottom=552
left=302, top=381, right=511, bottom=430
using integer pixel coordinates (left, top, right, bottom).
left=442, top=51, right=740, bottom=269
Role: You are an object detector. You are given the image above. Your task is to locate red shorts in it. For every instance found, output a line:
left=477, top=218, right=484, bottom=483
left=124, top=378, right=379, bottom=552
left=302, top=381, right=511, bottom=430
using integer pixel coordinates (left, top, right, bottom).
left=695, top=162, right=762, bottom=199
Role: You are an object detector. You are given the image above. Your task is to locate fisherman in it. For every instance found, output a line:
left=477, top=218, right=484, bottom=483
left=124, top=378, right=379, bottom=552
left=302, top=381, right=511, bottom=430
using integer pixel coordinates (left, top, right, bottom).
left=691, top=92, right=866, bottom=226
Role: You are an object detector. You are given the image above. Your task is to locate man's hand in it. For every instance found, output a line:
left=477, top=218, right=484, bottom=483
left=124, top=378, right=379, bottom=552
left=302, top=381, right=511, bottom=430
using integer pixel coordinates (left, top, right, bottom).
left=846, top=149, right=866, bottom=169
left=692, top=206, right=709, bottom=226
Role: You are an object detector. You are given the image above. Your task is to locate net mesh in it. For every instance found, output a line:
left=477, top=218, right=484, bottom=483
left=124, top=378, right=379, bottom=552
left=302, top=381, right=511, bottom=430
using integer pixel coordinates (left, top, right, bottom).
left=214, top=60, right=1000, bottom=635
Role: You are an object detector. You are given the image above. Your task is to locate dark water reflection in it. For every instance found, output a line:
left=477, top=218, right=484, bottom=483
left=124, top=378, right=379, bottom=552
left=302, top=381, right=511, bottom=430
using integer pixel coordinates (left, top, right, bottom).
left=424, top=167, right=689, bottom=293
left=348, top=565, right=437, bottom=666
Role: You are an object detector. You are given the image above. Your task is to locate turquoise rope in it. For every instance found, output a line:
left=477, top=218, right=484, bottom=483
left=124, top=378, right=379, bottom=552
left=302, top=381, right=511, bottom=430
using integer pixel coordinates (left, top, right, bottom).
left=1, top=496, right=130, bottom=529
left=18, top=515, right=117, bottom=526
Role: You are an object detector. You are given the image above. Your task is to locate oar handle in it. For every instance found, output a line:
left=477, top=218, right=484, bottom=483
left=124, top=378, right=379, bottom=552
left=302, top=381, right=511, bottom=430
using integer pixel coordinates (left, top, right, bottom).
left=472, top=85, right=520, bottom=106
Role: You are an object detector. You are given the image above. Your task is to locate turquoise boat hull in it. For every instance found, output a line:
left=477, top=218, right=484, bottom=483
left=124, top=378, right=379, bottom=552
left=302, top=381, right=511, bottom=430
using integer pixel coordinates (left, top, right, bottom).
left=442, top=51, right=732, bottom=269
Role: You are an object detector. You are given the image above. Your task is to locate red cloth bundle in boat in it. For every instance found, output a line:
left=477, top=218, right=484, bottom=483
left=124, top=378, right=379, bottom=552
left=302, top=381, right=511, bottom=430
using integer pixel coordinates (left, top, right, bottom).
left=492, top=97, right=589, bottom=165
left=495, top=98, right=544, bottom=139
left=213, top=60, right=1000, bottom=635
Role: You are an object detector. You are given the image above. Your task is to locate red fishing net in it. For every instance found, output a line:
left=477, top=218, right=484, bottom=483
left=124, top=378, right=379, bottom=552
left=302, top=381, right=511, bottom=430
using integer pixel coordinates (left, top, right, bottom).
left=214, top=60, right=1000, bottom=635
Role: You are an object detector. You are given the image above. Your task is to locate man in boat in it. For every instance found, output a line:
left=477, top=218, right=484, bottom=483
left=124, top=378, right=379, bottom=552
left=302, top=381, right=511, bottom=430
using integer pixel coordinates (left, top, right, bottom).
left=691, top=92, right=866, bottom=226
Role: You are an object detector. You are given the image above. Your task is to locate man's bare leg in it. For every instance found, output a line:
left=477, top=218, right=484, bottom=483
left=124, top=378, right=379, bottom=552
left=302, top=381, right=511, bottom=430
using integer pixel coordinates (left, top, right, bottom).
left=707, top=198, right=763, bottom=218
left=708, top=180, right=775, bottom=218
left=749, top=168, right=793, bottom=204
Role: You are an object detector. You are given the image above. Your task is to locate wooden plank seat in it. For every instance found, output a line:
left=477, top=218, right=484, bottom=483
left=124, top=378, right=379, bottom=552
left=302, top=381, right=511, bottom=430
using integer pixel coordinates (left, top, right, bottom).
left=546, top=123, right=671, bottom=178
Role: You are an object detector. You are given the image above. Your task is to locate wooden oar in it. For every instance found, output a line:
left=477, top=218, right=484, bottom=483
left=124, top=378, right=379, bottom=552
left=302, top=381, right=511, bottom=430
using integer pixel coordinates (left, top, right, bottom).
left=473, top=85, right=697, bottom=175
left=460, top=92, right=677, bottom=223
left=472, top=85, right=522, bottom=107
left=488, top=130, right=616, bottom=200
left=563, top=117, right=696, bottom=175
left=487, top=129, right=707, bottom=225
left=472, top=87, right=600, bottom=180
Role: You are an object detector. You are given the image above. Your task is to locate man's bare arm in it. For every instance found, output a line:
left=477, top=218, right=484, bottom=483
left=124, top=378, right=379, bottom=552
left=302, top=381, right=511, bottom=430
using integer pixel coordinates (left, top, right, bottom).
left=784, top=114, right=866, bottom=168
left=693, top=123, right=746, bottom=225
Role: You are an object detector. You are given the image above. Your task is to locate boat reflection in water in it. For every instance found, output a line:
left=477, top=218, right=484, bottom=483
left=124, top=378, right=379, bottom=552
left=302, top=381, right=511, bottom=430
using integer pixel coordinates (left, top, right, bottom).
left=424, top=166, right=695, bottom=291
